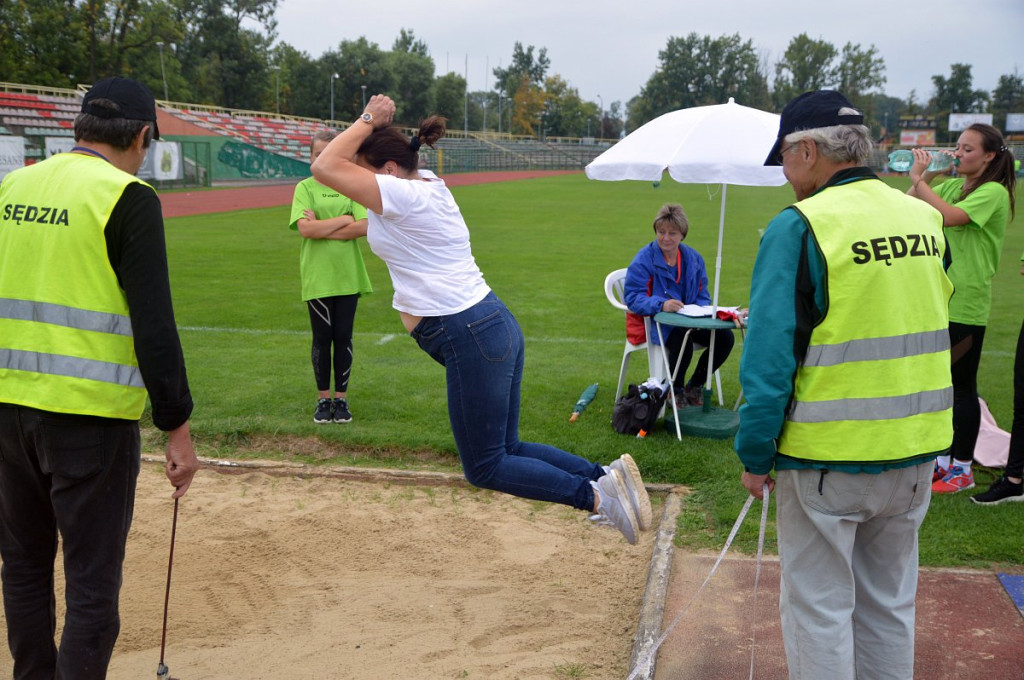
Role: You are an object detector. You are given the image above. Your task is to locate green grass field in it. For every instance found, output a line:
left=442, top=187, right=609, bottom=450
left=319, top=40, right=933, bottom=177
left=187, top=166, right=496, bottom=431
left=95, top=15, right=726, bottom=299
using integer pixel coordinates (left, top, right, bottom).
left=157, top=172, right=1024, bottom=569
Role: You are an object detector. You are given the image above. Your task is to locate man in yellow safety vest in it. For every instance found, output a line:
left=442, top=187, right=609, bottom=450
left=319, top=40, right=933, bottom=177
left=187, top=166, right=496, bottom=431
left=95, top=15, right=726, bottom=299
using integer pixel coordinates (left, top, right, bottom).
left=0, top=77, right=199, bottom=678
left=735, top=90, right=953, bottom=680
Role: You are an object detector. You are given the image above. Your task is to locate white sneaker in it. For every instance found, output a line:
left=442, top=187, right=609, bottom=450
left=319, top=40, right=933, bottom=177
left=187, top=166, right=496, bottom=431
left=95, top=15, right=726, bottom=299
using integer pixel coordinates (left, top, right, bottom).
left=610, top=454, right=652, bottom=531
left=590, top=469, right=639, bottom=545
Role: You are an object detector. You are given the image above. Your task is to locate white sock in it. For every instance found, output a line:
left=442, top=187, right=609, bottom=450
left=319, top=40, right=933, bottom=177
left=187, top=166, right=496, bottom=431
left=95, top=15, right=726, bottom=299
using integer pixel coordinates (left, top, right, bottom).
left=951, top=459, right=972, bottom=474
left=936, top=455, right=951, bottom=470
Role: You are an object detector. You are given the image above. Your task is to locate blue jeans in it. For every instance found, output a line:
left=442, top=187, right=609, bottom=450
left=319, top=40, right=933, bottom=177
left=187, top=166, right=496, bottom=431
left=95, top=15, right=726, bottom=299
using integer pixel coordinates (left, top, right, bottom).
left=411, top=292, right=602, bottom=510
left=0, top=405, right=140, bottom=679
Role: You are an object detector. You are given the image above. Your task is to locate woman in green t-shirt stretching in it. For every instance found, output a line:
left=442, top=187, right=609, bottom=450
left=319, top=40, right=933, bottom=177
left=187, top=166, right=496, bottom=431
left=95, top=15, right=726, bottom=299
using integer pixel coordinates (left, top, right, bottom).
left=289, top=130, right=373, bottom=423
left=907, top=123, right=1016, bottom=493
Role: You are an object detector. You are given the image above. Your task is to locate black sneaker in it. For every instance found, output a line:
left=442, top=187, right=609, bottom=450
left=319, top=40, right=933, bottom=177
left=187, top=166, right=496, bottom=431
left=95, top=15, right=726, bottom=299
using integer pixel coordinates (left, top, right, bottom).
left=313, top=398, right=333, bottom=424
left=971, top=477, right=1024, bottom=505
left=332, top=398, right=352, bottom=423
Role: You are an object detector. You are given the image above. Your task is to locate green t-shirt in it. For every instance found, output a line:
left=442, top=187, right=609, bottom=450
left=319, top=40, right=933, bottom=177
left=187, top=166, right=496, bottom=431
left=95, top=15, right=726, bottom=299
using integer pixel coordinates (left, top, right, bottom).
left=289, top=177, right=372, bottom=301
left=934, top=179, right=1009, bottom=325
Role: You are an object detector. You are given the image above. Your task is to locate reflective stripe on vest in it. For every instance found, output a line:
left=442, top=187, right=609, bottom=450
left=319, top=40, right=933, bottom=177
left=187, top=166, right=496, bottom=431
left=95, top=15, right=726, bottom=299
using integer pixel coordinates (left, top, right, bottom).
left=0, top=348, right=144, bottom=388
left=803, top=328, right=949, bottom=367
left=777, top=178, right=953, bottom=463
left=0, top=154, right=149, bottom=419
left=788, top=386, right=953, bottom=423
left=0, top=298, right=134, bottom=336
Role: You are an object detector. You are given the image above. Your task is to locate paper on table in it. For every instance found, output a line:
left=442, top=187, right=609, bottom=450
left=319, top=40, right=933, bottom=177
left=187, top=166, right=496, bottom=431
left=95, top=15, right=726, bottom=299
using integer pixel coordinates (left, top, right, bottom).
left=677, top=304, right=739, bottom=317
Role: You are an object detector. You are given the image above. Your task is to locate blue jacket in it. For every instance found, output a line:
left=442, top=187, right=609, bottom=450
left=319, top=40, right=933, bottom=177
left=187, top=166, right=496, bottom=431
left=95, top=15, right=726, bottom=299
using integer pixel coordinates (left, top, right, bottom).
left=624, top=241, right=710, bottom=346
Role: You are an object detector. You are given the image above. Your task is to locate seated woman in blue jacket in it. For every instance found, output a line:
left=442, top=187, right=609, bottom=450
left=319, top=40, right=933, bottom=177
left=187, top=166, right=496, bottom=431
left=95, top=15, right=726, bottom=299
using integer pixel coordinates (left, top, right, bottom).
left=623, top=203, right=734, bottom=406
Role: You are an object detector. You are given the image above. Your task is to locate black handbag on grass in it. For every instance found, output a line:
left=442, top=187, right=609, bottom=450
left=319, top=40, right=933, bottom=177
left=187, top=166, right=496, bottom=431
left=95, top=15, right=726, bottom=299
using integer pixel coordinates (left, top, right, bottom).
left=612, top=382, right=667, bottom=435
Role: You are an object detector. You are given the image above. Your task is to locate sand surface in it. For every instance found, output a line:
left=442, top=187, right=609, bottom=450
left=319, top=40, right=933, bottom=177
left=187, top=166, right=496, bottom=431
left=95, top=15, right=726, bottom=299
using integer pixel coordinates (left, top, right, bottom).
left=1, top=461, right=657, bottom=679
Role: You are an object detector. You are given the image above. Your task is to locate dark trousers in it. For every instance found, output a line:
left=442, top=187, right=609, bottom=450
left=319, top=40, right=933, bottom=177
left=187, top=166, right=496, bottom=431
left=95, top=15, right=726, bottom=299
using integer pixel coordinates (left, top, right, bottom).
left=664, top=327, right=735, bottom=390
left=0, top=405, right=140, bottom=679
left=1008, top=317, right=1024, bottom=479
left=949, top=322, right=986, bottom=463
left=307, top=294, right=359, bottom=393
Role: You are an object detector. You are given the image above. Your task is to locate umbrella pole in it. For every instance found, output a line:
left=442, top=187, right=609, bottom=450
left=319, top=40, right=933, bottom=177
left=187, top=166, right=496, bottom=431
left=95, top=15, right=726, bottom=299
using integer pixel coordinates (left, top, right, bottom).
left=704, top=184, right=728, bottom=400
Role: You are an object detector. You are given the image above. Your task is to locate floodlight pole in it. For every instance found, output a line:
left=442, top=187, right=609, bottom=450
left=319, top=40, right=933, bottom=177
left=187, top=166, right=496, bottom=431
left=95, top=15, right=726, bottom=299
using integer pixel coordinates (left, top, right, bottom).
left=156, top=41, right=168, bottom=101
left=330, top=73, right=339, bottom=123
left=271, top=65, right=280, bottom=114
left=597, top=94, right=603, bottom=140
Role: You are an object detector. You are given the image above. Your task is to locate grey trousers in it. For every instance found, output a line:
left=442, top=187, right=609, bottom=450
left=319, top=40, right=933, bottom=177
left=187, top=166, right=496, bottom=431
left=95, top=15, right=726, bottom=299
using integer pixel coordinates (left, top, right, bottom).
left=776, top=462, right=932, bottom=680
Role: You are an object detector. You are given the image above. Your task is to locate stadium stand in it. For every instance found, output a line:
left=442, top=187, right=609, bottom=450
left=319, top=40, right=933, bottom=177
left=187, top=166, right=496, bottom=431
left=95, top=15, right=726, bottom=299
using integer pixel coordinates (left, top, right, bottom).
left=5, top=80, right=1023, bottom=182
left=0, top=81, right=610, bottom=178
left=171, top=106, right=328, bottom=161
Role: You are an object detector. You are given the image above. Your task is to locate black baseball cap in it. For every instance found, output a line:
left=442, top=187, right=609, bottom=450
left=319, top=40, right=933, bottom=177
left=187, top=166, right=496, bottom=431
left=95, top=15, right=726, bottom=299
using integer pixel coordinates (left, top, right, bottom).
left=81, top=77, right=160, bottom=139
left=764, top=90, right=862, bottom=165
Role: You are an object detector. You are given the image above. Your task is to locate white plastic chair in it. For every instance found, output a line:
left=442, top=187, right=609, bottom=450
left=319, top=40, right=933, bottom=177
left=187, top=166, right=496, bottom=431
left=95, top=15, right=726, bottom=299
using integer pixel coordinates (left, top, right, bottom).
left=604, top=269, right=664, bottom=405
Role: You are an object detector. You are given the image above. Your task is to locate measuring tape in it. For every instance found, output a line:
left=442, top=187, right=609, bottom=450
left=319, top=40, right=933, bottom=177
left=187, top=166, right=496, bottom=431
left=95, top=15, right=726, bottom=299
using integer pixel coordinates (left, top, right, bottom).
left=628, top=485, right=770, bottom=680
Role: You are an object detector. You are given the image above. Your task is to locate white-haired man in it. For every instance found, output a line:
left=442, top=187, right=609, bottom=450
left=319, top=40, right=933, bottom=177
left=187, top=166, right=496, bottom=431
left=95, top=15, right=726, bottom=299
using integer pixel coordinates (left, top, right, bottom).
left=735, top=90, right=953, bottom=679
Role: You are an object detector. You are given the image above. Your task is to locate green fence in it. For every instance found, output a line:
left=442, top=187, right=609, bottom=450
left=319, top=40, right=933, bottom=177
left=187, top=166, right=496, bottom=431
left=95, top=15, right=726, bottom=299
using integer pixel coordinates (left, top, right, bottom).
left=165, top=135, right=310, bottom=182
left=150, top=139, right=213, bottom=190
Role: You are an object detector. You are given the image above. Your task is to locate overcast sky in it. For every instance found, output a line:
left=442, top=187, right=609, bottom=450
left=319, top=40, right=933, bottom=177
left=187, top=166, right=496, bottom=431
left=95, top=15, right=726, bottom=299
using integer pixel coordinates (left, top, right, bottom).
left=274, top=0, right=1022, bottom=112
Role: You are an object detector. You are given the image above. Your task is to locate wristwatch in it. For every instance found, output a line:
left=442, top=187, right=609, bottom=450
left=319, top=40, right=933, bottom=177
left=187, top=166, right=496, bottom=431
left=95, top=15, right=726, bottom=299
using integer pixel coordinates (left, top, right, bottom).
left=360, top=112, right=373, bottom=126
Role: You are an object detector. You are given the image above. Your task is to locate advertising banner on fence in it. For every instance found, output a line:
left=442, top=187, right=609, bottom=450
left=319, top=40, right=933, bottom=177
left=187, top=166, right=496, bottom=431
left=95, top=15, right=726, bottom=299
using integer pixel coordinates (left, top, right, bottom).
left=0, top=136, right=25, bottom=180
left=900, top=129, right=936, bottom=146
left=949, top=113, right=993, bottom=131
left=1006, top=113, right=1024, bottom=132
left=44, top=137, right=76, bottom=158
left=138, top=140, right=183, bottom=181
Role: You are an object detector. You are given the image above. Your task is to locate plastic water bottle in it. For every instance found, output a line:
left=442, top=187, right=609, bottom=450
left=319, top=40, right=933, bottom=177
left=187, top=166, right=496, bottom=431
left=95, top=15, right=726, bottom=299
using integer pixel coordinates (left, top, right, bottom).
left=887, top=149, right=958, bottom=173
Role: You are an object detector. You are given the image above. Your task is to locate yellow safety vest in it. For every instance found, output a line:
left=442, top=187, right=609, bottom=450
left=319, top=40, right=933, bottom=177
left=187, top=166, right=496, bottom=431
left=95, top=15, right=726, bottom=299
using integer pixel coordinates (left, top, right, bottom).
left=777, top=179, right=954, bottom=463
left=0, top=152, right=149, bottom=420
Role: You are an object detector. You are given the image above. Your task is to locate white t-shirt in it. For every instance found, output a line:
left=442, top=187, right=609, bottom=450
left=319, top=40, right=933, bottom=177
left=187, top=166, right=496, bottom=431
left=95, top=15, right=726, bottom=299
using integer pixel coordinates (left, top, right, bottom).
left=367, top=171, right=490, bottom=316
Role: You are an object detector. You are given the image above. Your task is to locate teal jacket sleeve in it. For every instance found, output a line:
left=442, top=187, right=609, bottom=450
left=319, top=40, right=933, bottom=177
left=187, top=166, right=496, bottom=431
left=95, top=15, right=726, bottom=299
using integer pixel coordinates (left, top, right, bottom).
left=734, top=207, right=825, bottom=473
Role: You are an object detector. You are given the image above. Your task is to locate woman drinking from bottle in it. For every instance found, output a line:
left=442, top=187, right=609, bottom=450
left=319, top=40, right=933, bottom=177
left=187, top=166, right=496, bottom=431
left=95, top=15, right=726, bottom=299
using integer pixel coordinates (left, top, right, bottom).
left=907, top=123, right=1016, bottom=494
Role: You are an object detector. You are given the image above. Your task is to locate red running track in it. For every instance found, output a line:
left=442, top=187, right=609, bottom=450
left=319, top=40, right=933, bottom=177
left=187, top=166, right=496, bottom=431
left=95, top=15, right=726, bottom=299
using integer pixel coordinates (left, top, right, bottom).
left=160, top=170, right=580, bottom=219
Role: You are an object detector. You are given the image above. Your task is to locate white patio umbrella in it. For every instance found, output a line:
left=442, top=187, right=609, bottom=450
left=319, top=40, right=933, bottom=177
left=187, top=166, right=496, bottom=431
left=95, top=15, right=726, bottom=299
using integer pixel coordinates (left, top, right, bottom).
left=586, top=97, right=786, bottom=310
left=586, top=98, right=786, bottom=430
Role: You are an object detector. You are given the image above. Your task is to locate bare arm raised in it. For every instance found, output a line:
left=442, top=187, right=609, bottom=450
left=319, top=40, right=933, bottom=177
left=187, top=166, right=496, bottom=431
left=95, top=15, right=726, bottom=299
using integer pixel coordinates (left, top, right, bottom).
left=311, top=95, right=397, bottom=215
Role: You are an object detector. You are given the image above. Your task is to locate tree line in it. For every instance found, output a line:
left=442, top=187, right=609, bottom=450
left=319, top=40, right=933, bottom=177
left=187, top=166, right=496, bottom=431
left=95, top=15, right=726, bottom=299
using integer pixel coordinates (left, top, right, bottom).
left=1, top=1, right=1021, bottom=141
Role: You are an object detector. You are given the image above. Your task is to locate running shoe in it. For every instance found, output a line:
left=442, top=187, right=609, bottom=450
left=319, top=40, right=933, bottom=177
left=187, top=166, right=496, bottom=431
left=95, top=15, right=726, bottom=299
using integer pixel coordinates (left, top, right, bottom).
left=610, top=454, right=653, bottom=531
left=313, top=398, right=333, bottom=424
left=932, top=462, right=949, bottom=484
left=971, top=477, right=1024, bottom=505
left=333, top=398, right=352, bottom=423
left=932, top=465, right=975, bottom=494
left=590, top=469, right=639, bottom=545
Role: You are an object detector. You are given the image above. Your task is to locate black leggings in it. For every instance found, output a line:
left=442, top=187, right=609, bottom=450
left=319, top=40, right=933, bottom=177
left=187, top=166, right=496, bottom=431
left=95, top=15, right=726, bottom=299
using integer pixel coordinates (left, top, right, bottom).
left=307, top=294, right=359, bottom=393
left=1008, top=317, right=1024, bottom=478
left=664, top=327, right=735, bottom=390
left=949, top=322, right=986, bottom=463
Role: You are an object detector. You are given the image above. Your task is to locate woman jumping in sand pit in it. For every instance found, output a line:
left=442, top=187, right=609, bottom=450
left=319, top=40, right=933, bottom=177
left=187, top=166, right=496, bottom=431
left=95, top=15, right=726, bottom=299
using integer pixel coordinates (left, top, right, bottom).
left=311, top=94, right=651, bottom=544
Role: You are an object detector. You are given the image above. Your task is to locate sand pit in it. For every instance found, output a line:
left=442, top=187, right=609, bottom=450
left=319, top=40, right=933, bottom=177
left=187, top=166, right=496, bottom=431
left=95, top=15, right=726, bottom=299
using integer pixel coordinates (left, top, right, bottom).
left=1, top=461, right=659, bottom=679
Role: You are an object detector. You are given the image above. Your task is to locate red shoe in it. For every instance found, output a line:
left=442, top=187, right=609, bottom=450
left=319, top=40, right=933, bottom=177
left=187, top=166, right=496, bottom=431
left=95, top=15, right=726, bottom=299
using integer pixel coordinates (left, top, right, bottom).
left=932, top=466, right=975, bottom=494
left=932, top=463, right=948, bottom=484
